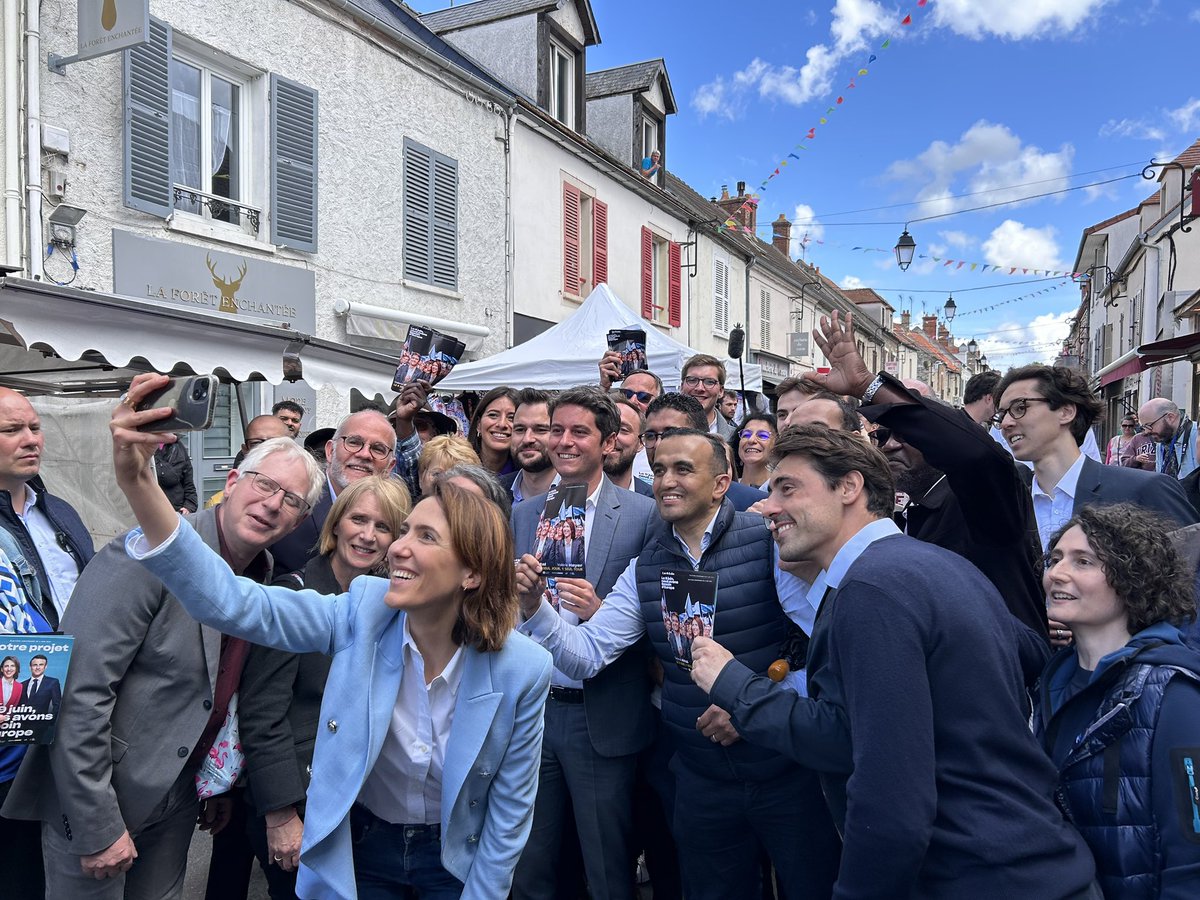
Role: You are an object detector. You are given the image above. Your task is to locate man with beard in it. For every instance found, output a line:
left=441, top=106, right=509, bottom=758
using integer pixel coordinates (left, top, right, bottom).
left=501, top=389, right=558, bottom=505
left=804, top=312, right=1049, bottom=647
left=605, top=393, right=653, bottom=497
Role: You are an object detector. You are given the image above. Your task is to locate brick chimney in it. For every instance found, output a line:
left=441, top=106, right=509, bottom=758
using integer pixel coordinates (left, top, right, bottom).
left=772, top=214, right=791, bottom=255
left=714, top=180, right=758, bottom=234
left=900, top=310, right=911, bottom=330
left=922, top=315, right=938, bottom=340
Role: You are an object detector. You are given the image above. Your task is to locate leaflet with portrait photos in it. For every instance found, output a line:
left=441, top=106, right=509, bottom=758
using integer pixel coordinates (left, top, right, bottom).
left=535, top=483, right=588, bottom=579
left=660, top=570, right=717, bottom=670
left=391, top=325, right=467, bottom=390
left=0, top=634, right=73, bottom=745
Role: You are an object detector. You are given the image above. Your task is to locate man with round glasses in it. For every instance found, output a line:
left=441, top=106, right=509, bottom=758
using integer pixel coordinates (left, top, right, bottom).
left=680, top=354, right=735, bottom=440
left=995, top=364, right=1195, bottom=552
left=270, top=409, right=398, bottom=577
left=4, top=433, right=325, bottom=897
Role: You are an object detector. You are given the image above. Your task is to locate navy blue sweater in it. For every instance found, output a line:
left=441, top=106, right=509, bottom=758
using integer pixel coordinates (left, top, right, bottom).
left=810, top=532, right=1095, bottom=899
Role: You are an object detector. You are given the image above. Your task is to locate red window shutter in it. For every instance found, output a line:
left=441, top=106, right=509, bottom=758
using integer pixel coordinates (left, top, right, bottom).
left=563, top=182, right=581, bottom=295
left=640, top=226, right=653, bottom=318
left=668, top=241, right=682, bottom=327
left=593, top=200, right=608, bottom=286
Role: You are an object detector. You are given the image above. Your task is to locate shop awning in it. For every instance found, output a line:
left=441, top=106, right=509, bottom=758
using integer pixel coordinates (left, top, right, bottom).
left=1095, top=350, right=1146, bottom=388
left=334, top=298, right=490, bottom=355
left=0, top=277, right=396, bottom=396
left=1136, top=332, right=1200, bottom=365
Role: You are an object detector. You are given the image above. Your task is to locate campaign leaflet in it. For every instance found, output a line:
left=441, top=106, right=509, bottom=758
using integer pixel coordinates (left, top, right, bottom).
left=391, top=325, right=467, bottom=391
left=0, top=634, right=73, bottom=745
left=660, top=570, right=717, bottom=670
left=534, top=482, right=588, bottom=581
left=606, top=328, right=648, bottom=380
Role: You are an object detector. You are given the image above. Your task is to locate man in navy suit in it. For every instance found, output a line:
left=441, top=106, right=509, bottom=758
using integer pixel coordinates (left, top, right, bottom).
left=994, top=364, right=1197, bottom=552
left=510, top=387, right=655, bottom=900
left=691, top=426, right=1097, bottom=898
left=269, top=409, right=397, bottom=577
left=20, top=655, right=60, bottom=716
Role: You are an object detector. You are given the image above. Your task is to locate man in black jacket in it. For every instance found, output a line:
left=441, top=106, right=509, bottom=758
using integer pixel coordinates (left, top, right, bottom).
left=0, top=387, right=93, bottom=629
left=795, top=322, right=1049, bottom=650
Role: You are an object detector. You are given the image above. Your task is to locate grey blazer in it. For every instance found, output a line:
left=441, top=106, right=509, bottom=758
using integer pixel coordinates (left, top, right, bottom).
left=512, top=477, right=656, bottom=757
left=1073, top=456, right=1198, bottom=527
left=1, top=509, right=255, bottom=856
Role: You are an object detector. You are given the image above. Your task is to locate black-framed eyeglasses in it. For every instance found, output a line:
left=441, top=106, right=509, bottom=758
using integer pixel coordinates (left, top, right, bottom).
left=682, top=375, right=721, bottom=390
left=337, top=434, right=394, bottom=460
left=995, top=397, right=1052, bottom=423
left=640, top=430, right=668, bottom=446
left=1140, top=412, right=1171, bottom=433
left=622, top=388, right=654, bottom=404
left=1120, top=421, right=1137, bottom=429
left=739, top=429, right=773, bottom=441
left=240, top=471, right=312, bottom=516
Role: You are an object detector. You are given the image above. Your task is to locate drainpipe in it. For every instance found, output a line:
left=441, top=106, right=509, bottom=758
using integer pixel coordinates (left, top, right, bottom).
left=1137, top=231, right=1160, bottom=399
left=4, top=0, right=21, bottom=269
left=23, top=0, right=41, bottom=277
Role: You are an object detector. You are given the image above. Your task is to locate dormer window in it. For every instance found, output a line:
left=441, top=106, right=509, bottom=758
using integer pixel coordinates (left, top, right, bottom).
left=539, top=18, right=584, bottom=131
left=550, top=40, right=575, bottom=126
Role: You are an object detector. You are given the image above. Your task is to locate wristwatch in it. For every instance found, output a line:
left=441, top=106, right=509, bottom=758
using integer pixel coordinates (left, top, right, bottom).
left=861, top=374, right=886, bottom=403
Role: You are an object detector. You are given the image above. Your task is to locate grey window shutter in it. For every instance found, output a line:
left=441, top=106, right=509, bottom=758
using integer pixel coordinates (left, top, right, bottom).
left=431, top=155, right=458, bottom=291
left=403, top=139, right=459, bottom=291
left=270, top=74, right=318, bottom=252
left=123, top=17, right=172, bottom=217
left=403, top=140, right=432, bottom=284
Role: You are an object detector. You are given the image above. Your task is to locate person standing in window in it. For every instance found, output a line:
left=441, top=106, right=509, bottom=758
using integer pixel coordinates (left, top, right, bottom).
left=640, top=150, right=661, bottom=180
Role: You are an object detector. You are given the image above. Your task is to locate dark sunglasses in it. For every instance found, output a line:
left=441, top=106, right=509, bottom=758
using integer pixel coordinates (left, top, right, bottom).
left=868, top=426, right=893, bottom=446
left=621, top=388, right=654, bottom=404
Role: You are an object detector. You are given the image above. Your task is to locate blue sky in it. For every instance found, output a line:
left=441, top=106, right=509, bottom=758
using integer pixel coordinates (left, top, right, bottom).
left=408, top=0, right=1200, bottom=366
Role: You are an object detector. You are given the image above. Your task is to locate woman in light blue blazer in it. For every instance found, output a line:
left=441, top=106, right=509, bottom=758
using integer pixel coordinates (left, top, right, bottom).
left=110, top=374, right=553, bottom=900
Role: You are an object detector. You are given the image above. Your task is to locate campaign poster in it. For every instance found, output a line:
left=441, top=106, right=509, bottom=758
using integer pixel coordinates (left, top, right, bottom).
left=0, top=634, right=73, bottom=745
left=391, top=325, right=467, bottom=390
left=535, top=483, right=588, bottom=580
left=607, top=328, right=648, bottom=380
left=659, top=570, right=717, bottom=670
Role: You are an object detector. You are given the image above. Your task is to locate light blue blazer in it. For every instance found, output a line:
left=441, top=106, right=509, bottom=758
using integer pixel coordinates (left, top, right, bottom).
left=127, top=519, right=552, bottom=900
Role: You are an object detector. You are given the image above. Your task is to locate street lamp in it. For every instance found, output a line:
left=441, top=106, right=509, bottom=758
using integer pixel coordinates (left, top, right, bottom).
left=944, top=294, right=957, bottom=323
left=894, top=228, right=916, bottom=271
left=967, top=338, right=978, bottom=354
left=980, top=354, right=988, bottom=369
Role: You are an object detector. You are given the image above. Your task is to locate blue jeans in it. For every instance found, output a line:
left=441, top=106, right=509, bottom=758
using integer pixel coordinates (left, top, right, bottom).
left=351, top=805, right=464, bottom=899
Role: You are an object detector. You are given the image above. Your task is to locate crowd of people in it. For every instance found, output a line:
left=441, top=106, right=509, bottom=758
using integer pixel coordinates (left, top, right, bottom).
left=1, top=309, right=1199, bottom=899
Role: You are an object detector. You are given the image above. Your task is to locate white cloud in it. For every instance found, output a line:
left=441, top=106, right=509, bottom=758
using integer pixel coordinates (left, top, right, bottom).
left=978, top=311, right=1073, bottom=368
left=692, top=0, right=889, bottom=115
left=1191, top=10, right=1200, bottom=24
left=840, top=275, right=867, bottom=290
left=885, top=120, right=1074, bottom=218
left=981, top=219, right=1064, bottom=271
left=939, top=230, right=974, bottom=249
left=1167, top=98, right=1200, bottom=132
left=931, top=0, right=1111, bottom=40
left=1099, top=117, right=1166, bottom=142
left=792, top=203, right=824, bottom=242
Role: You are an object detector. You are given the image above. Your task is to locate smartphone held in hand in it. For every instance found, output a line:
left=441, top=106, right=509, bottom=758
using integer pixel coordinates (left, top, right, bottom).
left=135, top=375, right=218, bottom=432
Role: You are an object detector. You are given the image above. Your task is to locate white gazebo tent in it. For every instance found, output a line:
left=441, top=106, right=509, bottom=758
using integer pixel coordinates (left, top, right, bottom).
left=436, top=284, right=762, bottom=393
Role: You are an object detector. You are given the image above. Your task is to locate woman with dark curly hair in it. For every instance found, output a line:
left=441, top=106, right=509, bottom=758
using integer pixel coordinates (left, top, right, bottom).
left=1033, top=503, right=1200, bottom=898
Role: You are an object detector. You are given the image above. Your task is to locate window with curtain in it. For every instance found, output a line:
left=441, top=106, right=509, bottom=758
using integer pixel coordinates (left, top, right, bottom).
left=169, top=54, right=241, bottom=224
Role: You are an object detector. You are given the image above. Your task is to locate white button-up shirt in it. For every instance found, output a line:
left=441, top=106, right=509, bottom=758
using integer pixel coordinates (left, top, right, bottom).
left=1031, top=452, right=1085, bottom=552
left=357, top=621, right=464, bottom=825
left=18, top=486, right=81, bottom=618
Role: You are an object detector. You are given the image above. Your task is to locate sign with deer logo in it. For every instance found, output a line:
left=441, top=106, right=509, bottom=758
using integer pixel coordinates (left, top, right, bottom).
left=112, top=231, right=316, bottom=332
left=75, top=0, right=149, bottom=63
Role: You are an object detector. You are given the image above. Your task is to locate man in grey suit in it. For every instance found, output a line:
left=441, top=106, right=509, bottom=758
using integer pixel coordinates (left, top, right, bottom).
left=510, top=387, right=655, bottom=900
left=3, top=437, right=324, bottom=899
left=995, top=363, right=1197, bottom=552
